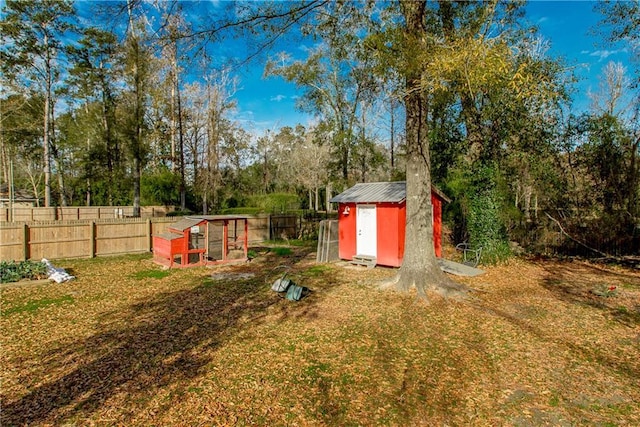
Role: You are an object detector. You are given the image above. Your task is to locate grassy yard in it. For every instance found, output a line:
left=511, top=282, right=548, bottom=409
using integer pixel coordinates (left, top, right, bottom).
left=1, top=247, right=639, bottom=426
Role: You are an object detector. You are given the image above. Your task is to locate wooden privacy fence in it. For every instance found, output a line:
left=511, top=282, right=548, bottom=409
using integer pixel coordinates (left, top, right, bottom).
left=0, top=205, right=175, bottom=222
left=0, top=214, right=295, bottom=262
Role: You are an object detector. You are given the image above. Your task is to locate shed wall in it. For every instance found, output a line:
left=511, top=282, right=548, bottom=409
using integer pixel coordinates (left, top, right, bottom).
left=432, top=192, right=443, bottom=258
left=337, top=203, right=357, bottom=261
left=336, top=191, right=444, bottom=266
left=376, top=202, right=404, bottom=267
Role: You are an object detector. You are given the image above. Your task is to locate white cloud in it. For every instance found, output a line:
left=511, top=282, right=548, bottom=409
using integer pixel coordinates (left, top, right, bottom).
left=586, top=49, right=628, bottom=62
left=270, top=95, right=287, bottom=102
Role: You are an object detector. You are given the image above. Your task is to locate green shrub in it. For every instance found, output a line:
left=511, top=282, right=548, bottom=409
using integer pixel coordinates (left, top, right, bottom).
left=447, top=164, right=512, bottom=265
left=141, top=169, right=181, bottom=206
left=246, top=193, right=300, bottom=212
left=1, top=260, right=48, bottom=283
left=467, top=166, right=512, bottom=264
left=167, top=209, right=194, bottom=217
left=271, top=247, right=293, bottom=256
left=219, top=207, right=264, bottom=215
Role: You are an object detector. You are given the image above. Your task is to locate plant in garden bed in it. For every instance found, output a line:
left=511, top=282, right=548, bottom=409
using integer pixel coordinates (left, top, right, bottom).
left=271, top=247, right=293, bottom=256
left=591, top=283, right=618, bottom=297
left=0, top=260, right=48, bottom=283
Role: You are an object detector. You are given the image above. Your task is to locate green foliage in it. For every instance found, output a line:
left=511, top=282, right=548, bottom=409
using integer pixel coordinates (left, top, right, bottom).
left=447, top=165, right=512, bottom=265
left=167, top=209, right=195, bottom=217
left=141, top=169, right=181, bottom=206
left=581, top=114, right=635, bottom=214
left=271, top=247, right=293, bottom=256
left=468, top=166, right=512, bottom=264
left=597, top=1, right=640, bottom=86
left=246, top=193, right=300, bottom=213
left=219, top=207, right=263, bottom=215
left=0, top=260, right=48, bottom=283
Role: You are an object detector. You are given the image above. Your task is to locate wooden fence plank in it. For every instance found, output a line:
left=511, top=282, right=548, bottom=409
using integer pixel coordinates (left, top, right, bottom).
left=0, top=214, right=299, bottom=262
left=1, top=205, right=175, bottom=222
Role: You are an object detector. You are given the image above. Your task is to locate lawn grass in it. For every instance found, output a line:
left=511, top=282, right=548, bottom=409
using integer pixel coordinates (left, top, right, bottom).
left=2, top=294, right=74, bottom=316
left=130, top=269, right=172, bottom=280
left=1, top=249, right=639, bottom=426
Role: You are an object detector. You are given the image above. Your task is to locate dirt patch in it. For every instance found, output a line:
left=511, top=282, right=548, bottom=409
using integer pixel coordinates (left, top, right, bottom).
left=210, top=272, right=256, bottom=281
left=0, top=278, right=52, bottom=290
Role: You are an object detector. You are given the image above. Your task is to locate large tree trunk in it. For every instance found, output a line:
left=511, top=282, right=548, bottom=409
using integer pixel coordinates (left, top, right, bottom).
left=438, top=0, right=485, bottom=166
left=43, top=59, right=52, bottom=207
left=459, top=93, right=485, bottom=165
left=102, top=84, right=116, bottom=206
left=50, top=101, right=67, bottom=207
left=177, top=84, right=186, bottom=211
left=388, top=0, right=467, bottom=299
left=133, top=157, right=141, bottom=217
left=628, top=134, right=639, bottom=221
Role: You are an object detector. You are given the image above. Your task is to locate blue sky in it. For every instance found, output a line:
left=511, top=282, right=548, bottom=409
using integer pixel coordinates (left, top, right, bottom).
left=233, top=1, right=635, bottom=132
left=2, top=0, right=633, bottom=132
left=525, top=0, right=633, bottom=111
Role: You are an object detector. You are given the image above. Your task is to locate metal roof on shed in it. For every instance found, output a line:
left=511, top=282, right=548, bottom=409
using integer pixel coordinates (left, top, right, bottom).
left=330, top=181, right=450, bottom=204
left=330, top=181, right=407, bottom=203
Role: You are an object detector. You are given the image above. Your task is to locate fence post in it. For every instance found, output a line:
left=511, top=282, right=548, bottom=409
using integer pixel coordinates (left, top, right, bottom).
left=146, top=218, right=152, bottom=252
left=89, top=221, right=96, bottom=258
left=22, top=222, right=29, bottom=261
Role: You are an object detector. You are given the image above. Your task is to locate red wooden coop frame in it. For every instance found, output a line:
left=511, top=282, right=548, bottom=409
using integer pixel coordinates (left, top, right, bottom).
left=153, top=216, right=249, bottom=268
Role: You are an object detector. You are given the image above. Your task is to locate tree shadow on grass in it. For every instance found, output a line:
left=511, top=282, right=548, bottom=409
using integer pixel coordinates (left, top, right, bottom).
left=468, top=258, right=640, bottom=387
left=475, top=302, right=640, bottom=384
left=1, top=247, right=323, bottom=426
left=537, top=259, right=640, bottom=327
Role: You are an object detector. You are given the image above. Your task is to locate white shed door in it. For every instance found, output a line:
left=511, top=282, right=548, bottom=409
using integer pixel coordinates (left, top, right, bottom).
left=356, top=205, right=377, bottom=257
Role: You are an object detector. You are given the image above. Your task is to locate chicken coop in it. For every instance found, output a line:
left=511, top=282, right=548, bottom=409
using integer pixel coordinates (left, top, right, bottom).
left=153, top=215, right=249, bottom=268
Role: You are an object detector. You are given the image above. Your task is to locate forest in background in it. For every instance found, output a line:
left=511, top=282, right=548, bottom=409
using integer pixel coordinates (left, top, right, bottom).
left=1, top=0, right=638, bottom=259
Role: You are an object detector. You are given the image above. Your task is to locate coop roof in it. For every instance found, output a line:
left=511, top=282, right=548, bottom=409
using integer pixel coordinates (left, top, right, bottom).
left=330, top=181, right=450, bottom=204
left=156, top=232, right=184, bottom=241
left=169, top=217, right=206, bottom=232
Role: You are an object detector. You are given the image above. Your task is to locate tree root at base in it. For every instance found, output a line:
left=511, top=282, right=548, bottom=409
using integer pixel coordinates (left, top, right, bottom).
left=378, top=271, right=471, bottom=301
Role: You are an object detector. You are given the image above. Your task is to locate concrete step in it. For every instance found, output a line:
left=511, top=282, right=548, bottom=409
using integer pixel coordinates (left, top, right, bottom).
left=350, top=254, right=377, bottom=269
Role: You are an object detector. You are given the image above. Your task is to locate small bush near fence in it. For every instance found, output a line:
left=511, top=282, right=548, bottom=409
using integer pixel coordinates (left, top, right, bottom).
left=0, top=260, right=47, bottom=283
left=219, top=207, right=264, bottom=215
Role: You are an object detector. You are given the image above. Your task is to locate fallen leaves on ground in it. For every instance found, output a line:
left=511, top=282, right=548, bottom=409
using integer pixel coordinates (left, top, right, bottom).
left=1, top=249, right=639, bottom=426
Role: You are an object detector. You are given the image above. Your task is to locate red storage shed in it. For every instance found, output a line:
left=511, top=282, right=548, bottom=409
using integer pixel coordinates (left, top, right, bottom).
left=330, top=181, right=450, bottom=267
